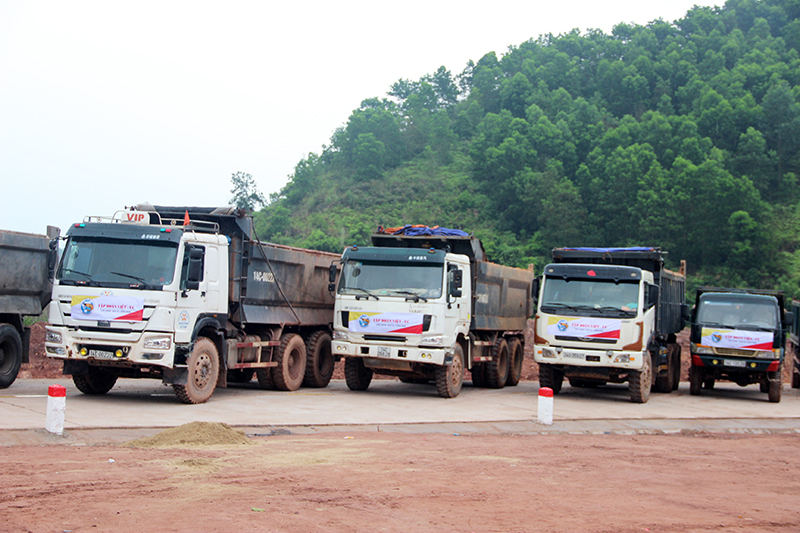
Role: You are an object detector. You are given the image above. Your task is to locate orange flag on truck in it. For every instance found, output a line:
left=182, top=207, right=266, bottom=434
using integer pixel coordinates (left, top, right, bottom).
left=183, top=210, right=190, bottom=226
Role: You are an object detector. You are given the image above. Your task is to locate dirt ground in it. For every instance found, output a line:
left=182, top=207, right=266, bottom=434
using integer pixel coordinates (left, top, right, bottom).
left=1, top=424, right=799, bottom=533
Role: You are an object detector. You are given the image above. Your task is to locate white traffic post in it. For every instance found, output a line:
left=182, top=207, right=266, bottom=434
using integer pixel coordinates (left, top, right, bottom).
left=45, top=384, right=66, bottom=435
left=538, top=387, right=553, bottom=425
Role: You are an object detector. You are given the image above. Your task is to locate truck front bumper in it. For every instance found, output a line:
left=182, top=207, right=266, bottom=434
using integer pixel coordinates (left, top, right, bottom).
left=534, top=344, right=646, bottom=371
left=692, top=354, right=781, bottom=373
left=332, top=340, right=447, bottom=366
left=44, top=325, right=176, bottom=368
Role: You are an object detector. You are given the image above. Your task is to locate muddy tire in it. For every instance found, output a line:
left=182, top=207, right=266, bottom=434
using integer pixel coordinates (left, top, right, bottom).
left=628, top=352, right=652, bottom=403
left=653, top=348, right=672, bottom=393
left=470, top=363, right=486, bottom=387
left=272, top=333, right=306, bottom=391
left=255, top=366, right=275, bottom=390
left=173, top=337, right=219, bottom=404
left=344, top=357, right=372, bottom=391
left=768, top=365, right=782, bottom=403
left=436, top=344, right=464, bottom=398
left=689, top=364, right=703, bottom=396
left=484, top=338, right=509, bottom=389
left=303, top=331, right=334, bottom=388
left=538, top=363, right=563, bottom=394
left=671, top=345, right=681, bottom=391
left=0, top=324, right=23, bottom=389
left=73, top=366, right=118, bottom=395
left=506, top=337, right=523, bottom=387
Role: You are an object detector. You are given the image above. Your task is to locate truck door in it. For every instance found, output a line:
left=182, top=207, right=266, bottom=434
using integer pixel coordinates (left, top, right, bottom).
left=176, top=244, right=207, bottom=339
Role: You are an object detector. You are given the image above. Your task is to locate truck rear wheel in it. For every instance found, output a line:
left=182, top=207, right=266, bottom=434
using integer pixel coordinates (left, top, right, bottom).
left=255, top=367, right=275, bottom=389
left=768, top=365, right=782, bottom=403
left=173, top=337, right=219, bottom=404
left=689, top=364, right=703, bottom=396
left=73, top=366, right=118, bottom=395
left=273, top=333, right=307, bottom=391
left=436, top=344, right=464, bottom=398
left=470, top=363, right=486, bottom=387
left=344, top=357, right=372, bottom=391
left=538, top=364, right=563, bottom=394
left=485, top=338, right=509, bottom=389
left=671, top=345, right=681, bottom=391
left=653, top=348, right=672, bottom=393
left=303, top=331, right=333, bottom=388
left=628, top=352, right=652, bottom=403
left=506, top=338, right=523, bottom=387
left=0, top=324, right=23, bottom=389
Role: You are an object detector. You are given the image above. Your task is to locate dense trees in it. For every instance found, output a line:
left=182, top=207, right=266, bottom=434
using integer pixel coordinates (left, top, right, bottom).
left=255, top=0, right=800, bottom=298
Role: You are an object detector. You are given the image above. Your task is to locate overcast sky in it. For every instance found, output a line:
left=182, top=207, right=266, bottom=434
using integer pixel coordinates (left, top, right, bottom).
left=0, top=0, right=722, bottom=235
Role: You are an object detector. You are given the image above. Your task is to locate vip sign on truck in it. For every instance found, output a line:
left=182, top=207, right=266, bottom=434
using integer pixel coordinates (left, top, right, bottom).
left=45, top=205, right=338, bottom=403
left=330, top=226, right=534, bottom=398
left=689, top=287, right=792, bottom=402
left=533, top=247, right=687, bottom=403
left=0, top=227, right=59, bottom=388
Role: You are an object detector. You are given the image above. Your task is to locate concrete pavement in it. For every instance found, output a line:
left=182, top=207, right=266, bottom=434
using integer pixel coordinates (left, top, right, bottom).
left=1, top=378, right=799, bottom=445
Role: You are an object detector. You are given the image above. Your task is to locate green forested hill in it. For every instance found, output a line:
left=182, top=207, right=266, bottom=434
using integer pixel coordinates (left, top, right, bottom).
left=254, top=0, right=800, bottom=298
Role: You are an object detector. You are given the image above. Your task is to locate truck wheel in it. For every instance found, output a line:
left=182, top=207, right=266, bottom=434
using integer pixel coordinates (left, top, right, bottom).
left=654, top=348, right=672, bottom=393
left=506, top=338, right=523, bottom=387
left=344, top=357, right=372, bottom=391
left=73, top=367, right=118, bottom=395
left=272, top=333, right=307, bottom=391
left=793, top=355, right=800, bottom=389
left=255, top=367, right=275, bottom=390
left=303, top=331, right=333, bottom=388
left=436, top=344, right=464, bottom=398
left=0, top=324, right=23, bottom=389
left=768, top=366, right=782, bottom=403
left=173, top=337, right=219, bottom=404
left=689, top=364, right=703, bottom=396
left=470, top=363, right=486, bottom=387
left=628, top=352, right=652, bottom=403
left=485, top=338, right=509, bottom=389
left=538, top=364, right=563, bottom=394
left=671, top=346, right=681, bottom=391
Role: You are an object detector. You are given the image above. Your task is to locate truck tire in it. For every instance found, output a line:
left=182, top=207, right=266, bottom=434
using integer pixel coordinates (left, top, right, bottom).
left=255, top=367, right=275, bottom=390
left=653, top=348, right=672, bottom=393
left=272, top=333, right=307, bottom=391
left=73, top=366, right=118, bottom=395
left=303, top=331, right=333, bottom=388
left=793, top=354, right=800, bottom=389
left=628, top=352, right=652, bottom=403
left=506, top=337, right=523, bottom=387
left=768, top=365, right=782, bottom=403
left=344, top=357, right=372, bottom=391
left=689, top=364, right=703, bottom=396
left=436, top=343, right=464, bottom=398
left=470, top=363, right=486, bottom=387
left=173, top=337, right=219, bottom=404
left=671, top=345, right=681, bottom=391
left=0, top=324, right=23, bottom=389
left=484, top=338, right=509, bottom=389
left=538, top=364, right=563, bottom=394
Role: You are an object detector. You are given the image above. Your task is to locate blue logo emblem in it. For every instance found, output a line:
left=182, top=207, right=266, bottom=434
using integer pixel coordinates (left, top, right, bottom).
left=358, top=315, right=370, bottom=328
left=80, top=299, right=94, bottom=315
left=711, top=332, right=722, bottom=343
left=557, top=319, right=569, bottom=332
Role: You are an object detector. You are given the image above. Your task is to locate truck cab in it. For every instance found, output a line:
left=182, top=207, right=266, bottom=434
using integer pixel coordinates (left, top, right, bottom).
left=689, top=288, right=791, bottom=402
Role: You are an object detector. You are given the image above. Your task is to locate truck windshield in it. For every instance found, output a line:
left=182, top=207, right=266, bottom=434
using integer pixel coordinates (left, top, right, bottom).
left=338, top=260, right=443, bottom=299
left=57, top=237, right=179, bottom=289
left=697, top=295, right=779, bottom=329
left=541, top=278, right=639, bottom=317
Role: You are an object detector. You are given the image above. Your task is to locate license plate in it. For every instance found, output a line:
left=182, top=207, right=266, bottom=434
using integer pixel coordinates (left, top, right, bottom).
left=562, top=352, right=585, bottom=360
left=88, top=349, right=115, bottom=359
left=724, top=359, right=746, bottom=368
left=377, top=346, right=391, bottom=358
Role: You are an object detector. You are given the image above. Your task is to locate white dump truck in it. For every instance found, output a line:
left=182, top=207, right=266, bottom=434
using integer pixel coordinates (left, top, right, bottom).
left=330, top=227, right=534, bottom=398
left=45, top=205, right=338, bottom=403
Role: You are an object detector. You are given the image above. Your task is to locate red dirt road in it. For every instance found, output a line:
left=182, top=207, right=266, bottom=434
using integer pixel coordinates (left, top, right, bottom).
left=2, top=431, right=799, bottom=533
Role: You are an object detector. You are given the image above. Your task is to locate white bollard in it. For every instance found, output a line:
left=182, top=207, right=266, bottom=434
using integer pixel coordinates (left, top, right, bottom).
left=538, top=387, right=553, bottom=425
left=45, top=384, right=66, bottom=435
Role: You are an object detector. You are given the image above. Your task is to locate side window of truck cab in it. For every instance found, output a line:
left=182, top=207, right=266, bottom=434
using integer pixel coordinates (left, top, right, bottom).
left=180, top=245, right=205, bottom=290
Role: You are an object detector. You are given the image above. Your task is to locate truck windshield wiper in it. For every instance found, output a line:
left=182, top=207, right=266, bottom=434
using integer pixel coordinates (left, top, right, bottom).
left=389, top=290, right=428, bottom=302
left=542, top=302, right=579, bottom=311
left=110, top=271, right=146, bottom=283
left=342, top=287, right=380, bottom=300
left=61, top=268, right=97, bottom=285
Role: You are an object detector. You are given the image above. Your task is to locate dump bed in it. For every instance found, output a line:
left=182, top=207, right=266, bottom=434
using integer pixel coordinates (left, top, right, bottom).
left=551, top=247, right=686, bottom=336
left=0, top=229, right=55, bottom=316
left=372, top=232, right=533, bottom=331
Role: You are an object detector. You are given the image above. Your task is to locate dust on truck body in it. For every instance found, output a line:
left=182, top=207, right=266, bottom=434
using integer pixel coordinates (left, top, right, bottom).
left=45, top=205, right=338, bottom=403
left=690, top=287, right=792, bottom=403
left=533, top=247, right=687, bottom=403
left=0, top=227, right=59, bottom=388
left=330, top=229, right=534, bottom=398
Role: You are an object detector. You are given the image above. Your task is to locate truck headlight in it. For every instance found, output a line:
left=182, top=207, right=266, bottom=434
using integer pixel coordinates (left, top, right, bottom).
left=421, top=335, right=443, bottom=346
left=541, top=347, right=556, bottom=359
left=45, top=329, right=62, bottom=344
left=613, top=353, right=631, bottom=363
left=754, top=350, right=778, bottom=359
left=143, top=336, right=172, bottom=350
left=692, top=344, right=713, bottom=355
left=332, top=330, right=349, bottom=341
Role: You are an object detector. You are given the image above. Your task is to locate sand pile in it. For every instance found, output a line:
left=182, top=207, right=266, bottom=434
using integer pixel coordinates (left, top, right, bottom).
left=124, top=421, right=252, bottom=448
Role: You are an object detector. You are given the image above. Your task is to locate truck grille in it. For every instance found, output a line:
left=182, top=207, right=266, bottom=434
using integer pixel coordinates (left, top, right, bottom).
left=714, top=347, right=760, bottom=357
left=363, top=335, right=407, bottom=342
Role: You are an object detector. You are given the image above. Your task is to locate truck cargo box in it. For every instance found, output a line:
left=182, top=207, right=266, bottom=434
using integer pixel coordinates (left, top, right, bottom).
left=0, top=229, right=55, bottom=316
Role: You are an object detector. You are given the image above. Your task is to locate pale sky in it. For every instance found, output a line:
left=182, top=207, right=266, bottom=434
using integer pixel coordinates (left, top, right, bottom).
left=0, top=0, right=721, bottom=236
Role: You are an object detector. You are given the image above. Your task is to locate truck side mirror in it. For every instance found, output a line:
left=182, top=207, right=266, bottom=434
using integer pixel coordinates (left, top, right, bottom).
left=328, top=263, right=338, bottom=292
left=647, top=284, right=660, bottom=309
left=531, top=278, right=540, bottom=305
left=449, top=268, right=463, bottom=298
left=186, top=248, right=204, bottom=291
left=785, top=311, right=795, bottom=328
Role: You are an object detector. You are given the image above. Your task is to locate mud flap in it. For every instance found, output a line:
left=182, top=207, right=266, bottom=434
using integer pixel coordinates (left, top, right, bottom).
left=163, top=366, right=188, bottom=385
